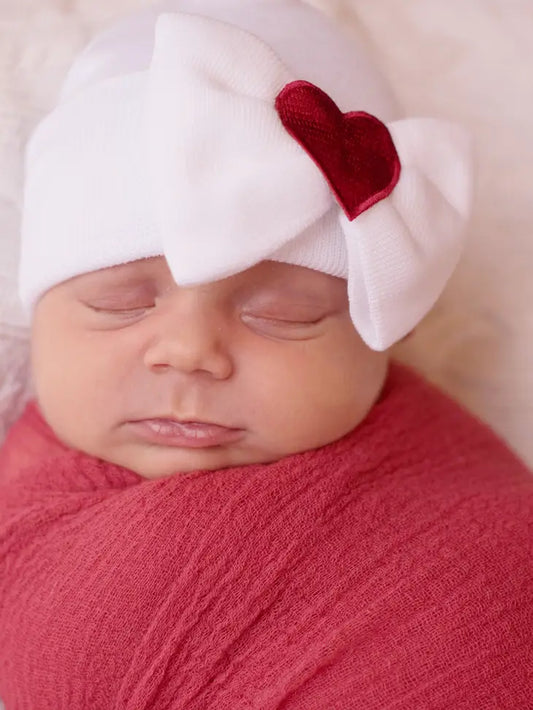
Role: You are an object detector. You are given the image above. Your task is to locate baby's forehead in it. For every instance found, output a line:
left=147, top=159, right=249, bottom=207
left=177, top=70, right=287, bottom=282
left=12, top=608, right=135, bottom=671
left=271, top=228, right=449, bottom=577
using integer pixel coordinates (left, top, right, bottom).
left=76, top=256, right=166, bottom=284
left=69, top=257, right=348, bottom=302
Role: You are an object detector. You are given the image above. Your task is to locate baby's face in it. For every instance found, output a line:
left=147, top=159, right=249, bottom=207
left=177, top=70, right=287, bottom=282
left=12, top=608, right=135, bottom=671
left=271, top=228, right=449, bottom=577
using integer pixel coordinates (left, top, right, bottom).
left=31, top=257, right=389, bottom=479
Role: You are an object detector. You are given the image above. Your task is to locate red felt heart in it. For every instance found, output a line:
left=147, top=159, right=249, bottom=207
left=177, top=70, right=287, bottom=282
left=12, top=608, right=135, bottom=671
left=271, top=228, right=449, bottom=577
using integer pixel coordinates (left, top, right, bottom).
left=275, top=80, right=401, bottom=221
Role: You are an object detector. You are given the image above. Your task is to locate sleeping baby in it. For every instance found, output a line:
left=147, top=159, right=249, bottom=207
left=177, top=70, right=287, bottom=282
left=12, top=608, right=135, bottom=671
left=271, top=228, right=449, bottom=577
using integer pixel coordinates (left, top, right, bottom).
left=0, top=0, right=531, bottom=708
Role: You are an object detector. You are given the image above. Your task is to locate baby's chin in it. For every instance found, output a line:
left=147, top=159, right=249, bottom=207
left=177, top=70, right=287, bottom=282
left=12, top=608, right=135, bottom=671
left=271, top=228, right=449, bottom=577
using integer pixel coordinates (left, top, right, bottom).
left=100, top=440, right=288, bottom=480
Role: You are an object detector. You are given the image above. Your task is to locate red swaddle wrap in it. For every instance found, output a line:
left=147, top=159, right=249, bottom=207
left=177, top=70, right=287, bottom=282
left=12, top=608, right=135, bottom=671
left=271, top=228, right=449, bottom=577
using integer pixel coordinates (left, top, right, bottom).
left=0, top=362, right=531, bottom=709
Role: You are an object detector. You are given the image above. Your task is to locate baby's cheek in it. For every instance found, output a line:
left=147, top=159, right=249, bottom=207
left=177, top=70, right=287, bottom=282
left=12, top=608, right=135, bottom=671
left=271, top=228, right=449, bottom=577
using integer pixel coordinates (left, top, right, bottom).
left=240, top=343, right=349, bottom=436
left=300, top=340, right=388, bottom=424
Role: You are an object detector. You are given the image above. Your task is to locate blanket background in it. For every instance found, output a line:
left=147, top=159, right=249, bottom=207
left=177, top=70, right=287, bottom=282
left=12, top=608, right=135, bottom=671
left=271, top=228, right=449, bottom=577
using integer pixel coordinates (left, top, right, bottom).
left=1, top=0, right=532, bottom=468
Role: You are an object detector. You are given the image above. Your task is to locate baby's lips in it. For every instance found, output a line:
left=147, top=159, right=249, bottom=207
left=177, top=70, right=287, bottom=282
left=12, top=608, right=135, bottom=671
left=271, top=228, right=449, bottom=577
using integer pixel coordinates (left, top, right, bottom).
left=126, top=418, right=245, bottom=448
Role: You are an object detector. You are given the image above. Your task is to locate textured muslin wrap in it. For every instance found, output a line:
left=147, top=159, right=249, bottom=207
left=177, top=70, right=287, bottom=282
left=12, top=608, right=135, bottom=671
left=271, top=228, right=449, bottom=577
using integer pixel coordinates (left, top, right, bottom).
left=0, top=363, right=532, bottom=709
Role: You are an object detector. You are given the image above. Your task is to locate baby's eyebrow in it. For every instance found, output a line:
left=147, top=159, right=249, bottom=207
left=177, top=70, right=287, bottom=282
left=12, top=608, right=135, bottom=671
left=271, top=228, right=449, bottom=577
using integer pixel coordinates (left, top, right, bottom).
left=75, top=267, right=154, bottom=289
left=248, top=278, right=342, bottom=302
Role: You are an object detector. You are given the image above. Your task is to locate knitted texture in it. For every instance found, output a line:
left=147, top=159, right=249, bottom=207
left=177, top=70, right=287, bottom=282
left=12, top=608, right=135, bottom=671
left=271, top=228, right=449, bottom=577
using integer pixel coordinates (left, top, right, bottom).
left=0, top=362, right=531, bottom=709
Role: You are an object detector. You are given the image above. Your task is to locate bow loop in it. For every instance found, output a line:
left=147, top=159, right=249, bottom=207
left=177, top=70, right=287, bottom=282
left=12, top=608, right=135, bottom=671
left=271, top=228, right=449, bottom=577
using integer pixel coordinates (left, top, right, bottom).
left=340, top=118, right=473, bottom=350
left=147, top=13, right=333, bottom=286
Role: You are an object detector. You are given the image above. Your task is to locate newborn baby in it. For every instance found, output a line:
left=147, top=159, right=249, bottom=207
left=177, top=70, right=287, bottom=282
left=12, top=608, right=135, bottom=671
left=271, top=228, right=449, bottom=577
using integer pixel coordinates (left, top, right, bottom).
left=0, top=1, right=531, bottom=708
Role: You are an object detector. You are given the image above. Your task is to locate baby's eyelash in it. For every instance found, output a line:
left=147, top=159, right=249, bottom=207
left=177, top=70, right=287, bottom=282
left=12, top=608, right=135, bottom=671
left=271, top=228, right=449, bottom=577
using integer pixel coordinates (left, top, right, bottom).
left=85, top=303, right=154, bottom=315
left=240, top=313, right=326, bottom=331
left=104, top=308, right=149, bottom=315
left=241, top=312, right=324, bottom=325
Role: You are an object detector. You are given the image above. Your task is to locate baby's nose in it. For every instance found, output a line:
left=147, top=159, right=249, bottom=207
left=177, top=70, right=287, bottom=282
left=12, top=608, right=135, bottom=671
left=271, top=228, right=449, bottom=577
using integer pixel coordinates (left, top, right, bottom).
left=143, top=304, right=233, bottom=380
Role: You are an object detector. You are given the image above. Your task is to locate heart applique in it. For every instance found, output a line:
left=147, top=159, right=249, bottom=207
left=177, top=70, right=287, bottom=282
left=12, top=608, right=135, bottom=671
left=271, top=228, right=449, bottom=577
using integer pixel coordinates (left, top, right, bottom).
left=275, top=80, right=401, bottom=221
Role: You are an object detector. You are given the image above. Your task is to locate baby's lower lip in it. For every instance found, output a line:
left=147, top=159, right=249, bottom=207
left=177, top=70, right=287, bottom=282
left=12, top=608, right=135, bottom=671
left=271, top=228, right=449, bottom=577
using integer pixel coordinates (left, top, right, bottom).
left=127, top=419, right=244, bottom=448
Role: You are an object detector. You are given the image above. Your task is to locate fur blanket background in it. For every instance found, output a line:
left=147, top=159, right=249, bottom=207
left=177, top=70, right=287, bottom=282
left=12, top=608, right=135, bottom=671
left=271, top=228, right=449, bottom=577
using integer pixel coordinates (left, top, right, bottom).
left=1, top=0, right=532, bottom=467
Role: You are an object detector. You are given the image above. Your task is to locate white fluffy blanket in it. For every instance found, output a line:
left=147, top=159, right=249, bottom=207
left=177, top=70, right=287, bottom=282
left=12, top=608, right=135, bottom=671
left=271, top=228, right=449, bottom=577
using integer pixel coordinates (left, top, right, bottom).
left=1, top=0, right=532, bottom=469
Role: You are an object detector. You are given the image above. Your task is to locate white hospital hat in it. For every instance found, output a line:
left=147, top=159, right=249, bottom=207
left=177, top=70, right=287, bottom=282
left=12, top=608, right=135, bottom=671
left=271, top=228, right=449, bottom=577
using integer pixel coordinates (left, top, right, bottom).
left=18, top=0, right=473, bottom=350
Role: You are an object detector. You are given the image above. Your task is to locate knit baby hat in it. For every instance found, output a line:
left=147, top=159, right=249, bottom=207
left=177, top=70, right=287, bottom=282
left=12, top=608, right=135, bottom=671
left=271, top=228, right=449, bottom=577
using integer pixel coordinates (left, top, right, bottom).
left=18, top=0, right=473, bottom=350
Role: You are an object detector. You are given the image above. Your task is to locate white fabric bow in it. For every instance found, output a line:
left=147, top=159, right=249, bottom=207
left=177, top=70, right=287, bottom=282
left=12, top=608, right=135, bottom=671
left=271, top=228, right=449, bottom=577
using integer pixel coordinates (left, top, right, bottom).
left=147, top=13, right=473, bottom=350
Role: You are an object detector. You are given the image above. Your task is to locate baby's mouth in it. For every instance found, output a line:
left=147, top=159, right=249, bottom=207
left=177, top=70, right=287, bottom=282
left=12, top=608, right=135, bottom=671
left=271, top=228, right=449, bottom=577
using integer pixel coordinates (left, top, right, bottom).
left=126, top=418, right=245, bottom=448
